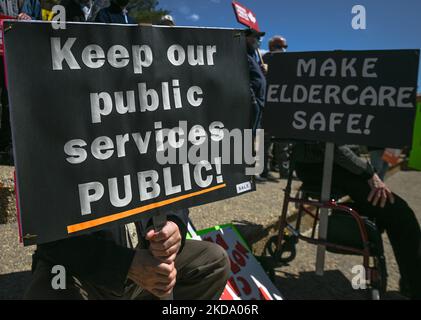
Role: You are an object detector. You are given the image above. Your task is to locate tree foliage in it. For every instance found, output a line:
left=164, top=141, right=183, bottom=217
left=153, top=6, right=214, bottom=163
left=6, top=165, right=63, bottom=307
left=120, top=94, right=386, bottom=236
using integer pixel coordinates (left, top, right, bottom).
left=128, top=0, right=169, bottom=24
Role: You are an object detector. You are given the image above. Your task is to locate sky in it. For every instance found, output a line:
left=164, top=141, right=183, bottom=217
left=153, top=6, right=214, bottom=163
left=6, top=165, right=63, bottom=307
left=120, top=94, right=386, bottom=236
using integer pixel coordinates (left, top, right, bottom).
left=158, top=0, right=421, bottom=90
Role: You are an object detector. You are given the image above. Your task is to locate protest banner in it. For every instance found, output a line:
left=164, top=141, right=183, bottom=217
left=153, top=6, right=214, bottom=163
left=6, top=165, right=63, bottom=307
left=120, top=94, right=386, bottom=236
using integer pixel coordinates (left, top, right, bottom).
left=264, top=49, right=419, bottom=275
left=409, top=97, right=421, bottom=170
left=264, top=50, right=420, bottom=148
left=188, top=224, right=282, bottom=300
left=4, top=21, right=256, bottom=245
left=232, top=1, right=260, bottom=31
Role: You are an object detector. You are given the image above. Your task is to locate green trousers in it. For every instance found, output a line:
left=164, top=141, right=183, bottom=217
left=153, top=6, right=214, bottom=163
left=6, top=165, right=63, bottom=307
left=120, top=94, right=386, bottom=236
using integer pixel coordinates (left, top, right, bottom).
left=24, top=240, right=230, bottom=300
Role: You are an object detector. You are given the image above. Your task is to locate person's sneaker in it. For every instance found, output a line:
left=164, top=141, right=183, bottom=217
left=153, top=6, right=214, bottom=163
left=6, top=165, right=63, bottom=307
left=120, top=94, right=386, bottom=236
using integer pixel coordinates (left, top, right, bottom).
left=254, top=175, right=267, bottom=183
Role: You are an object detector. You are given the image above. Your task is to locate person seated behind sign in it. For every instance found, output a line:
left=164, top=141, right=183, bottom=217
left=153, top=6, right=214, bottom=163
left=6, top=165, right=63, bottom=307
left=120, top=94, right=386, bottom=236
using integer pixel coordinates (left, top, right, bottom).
left=24, top=209, right=230, bottom=299
left=0, top=0, right=41, bottom=161
left=95, top=0, right=136, bottom=24
left=292, top=142, right=421, bottom=299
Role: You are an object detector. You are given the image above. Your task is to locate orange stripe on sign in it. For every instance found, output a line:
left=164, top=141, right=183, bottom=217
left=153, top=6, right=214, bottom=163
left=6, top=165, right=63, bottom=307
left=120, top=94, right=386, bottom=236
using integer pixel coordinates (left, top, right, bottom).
left=67, top=183, right=227, bottom=234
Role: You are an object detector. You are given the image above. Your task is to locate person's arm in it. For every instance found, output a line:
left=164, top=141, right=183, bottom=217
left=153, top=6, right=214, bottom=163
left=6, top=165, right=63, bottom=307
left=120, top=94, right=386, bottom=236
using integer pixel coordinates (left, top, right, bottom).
left=35, top=234, right=135, bottom=294
left=293, top=143, right=375, bottom=179
left=334, top=145, right=375, bottom=179
left=248, top=56, right=263, bottom=102
left=294, top=143, right=394, bottom=208
left=324, top=145, right=396, bottom=206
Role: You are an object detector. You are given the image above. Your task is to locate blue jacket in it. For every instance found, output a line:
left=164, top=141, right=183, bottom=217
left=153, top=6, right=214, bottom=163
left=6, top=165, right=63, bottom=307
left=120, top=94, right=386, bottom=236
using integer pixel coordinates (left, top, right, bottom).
left=0, top=0, right=41, bottom=20
left=95, top=2, right=136, bottom=24
left=21, top=0, right=42, bottom=20
left=247, top=50, right=267, bottom=132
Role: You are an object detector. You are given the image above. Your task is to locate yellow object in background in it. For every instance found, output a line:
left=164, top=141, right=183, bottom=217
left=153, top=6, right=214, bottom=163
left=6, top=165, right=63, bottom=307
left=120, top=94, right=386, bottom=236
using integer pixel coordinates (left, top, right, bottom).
left=42, top=9, right=54, bottom=21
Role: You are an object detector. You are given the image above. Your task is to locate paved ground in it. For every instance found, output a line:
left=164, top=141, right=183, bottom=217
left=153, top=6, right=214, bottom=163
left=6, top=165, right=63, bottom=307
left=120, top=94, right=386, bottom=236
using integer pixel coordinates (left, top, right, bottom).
left=0, top=164, right=420, bottom=300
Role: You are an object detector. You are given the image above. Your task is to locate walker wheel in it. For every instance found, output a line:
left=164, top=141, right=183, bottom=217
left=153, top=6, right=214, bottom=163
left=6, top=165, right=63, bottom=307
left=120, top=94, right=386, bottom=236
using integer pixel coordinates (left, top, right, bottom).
left=264, top=235, right=297, bottom=264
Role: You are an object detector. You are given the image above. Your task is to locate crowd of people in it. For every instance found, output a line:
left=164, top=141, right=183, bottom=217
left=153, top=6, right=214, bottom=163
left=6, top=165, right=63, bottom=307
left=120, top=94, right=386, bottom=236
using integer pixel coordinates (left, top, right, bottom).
left=0, top=0, right=420, bottom=300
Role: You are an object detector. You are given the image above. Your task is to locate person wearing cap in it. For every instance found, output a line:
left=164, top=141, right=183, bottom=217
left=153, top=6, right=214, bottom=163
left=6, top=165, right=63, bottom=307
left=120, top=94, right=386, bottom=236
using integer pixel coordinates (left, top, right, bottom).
left=245, top=28, right=266, bottom=132
left=246, top=30, right=278, bottom=182
left=245, top=28, right=268, bottom=182
left=262, top=35, right=290, bottom=180
left=157, top=14, right=175, bottom=26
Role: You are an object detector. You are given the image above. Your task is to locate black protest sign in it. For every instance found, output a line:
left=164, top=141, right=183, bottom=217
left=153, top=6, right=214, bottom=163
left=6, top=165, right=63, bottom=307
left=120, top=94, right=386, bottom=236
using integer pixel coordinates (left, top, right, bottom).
left=4, top=22, right=255, bottom=245
left=263, top=50, right=420, bottom=148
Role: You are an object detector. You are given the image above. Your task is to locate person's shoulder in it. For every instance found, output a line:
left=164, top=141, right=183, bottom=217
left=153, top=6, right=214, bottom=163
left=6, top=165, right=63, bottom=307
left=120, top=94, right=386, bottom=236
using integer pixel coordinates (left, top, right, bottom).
left=95, top=7, right=110, bottom=22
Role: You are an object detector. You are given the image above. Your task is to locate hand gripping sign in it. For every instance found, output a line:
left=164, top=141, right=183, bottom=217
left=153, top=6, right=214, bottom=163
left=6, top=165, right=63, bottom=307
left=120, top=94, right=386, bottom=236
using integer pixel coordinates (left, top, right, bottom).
left=4, top=22, right=256, bottom=245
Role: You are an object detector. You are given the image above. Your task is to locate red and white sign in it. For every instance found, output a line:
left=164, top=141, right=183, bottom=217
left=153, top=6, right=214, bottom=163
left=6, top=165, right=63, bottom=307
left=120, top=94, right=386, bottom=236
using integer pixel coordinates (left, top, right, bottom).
left=199, top=226, right=282, bottom=300
left=382, top=148, right=402, bottom=166
left=232, top=1, right=260, bottom=31
left=0, top=15, right=14, bottom=56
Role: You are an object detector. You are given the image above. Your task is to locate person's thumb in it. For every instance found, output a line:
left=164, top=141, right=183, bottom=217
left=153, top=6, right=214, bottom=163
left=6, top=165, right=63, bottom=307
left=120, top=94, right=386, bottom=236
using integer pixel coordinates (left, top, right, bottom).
left=145, top=229, right=156, bottom=240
